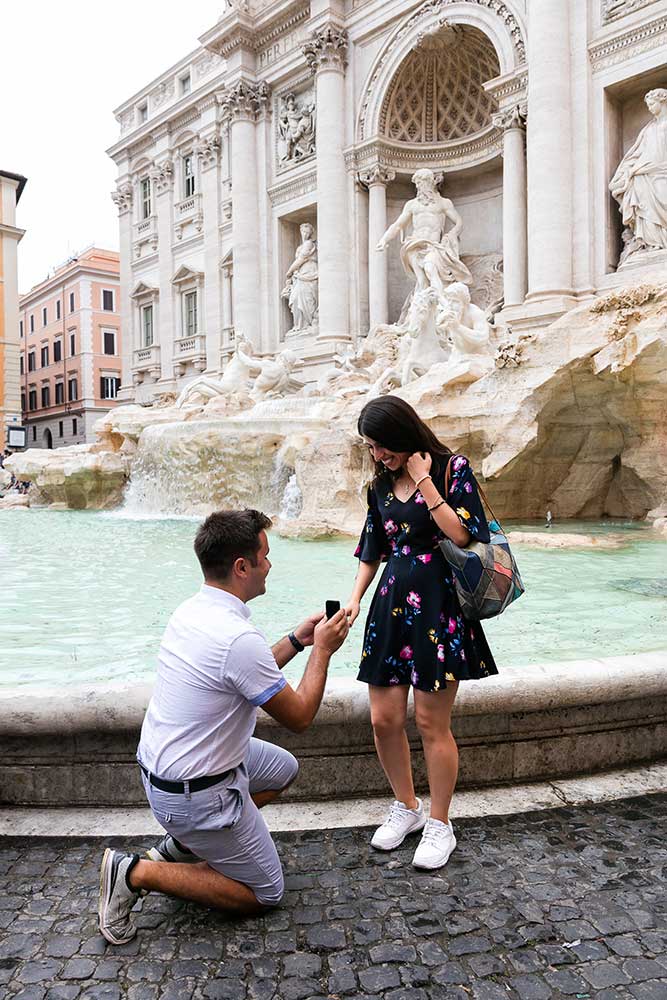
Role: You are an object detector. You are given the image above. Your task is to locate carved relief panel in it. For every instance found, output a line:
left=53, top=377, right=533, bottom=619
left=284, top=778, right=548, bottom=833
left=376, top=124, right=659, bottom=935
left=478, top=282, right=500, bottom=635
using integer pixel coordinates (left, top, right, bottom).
left=276, top=85, right=316, bottom=171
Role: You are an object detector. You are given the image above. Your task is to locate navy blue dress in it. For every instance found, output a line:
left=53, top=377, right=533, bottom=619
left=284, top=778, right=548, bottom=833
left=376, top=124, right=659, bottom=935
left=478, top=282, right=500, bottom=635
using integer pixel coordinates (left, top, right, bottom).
left=355, top=455, right=498, bottom=692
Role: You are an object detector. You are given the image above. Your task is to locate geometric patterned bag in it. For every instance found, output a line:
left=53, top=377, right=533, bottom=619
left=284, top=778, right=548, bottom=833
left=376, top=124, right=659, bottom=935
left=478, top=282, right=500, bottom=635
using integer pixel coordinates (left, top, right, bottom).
left=438, top=461, right=525, bottom=620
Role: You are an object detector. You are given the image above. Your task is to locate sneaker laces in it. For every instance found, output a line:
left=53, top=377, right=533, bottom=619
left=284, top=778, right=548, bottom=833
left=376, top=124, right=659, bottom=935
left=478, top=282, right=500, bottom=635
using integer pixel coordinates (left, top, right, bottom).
left=420, top=820, right=450, bottom=847
left=384, top=801, right=415, bottom=830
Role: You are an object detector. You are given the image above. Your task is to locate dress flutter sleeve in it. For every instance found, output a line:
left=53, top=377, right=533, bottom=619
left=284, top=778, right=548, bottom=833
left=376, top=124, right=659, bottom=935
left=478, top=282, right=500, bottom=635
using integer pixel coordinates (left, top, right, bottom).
left=354, top=485, right=390, bottom=562
left=445, top=455, right=490, bottom=544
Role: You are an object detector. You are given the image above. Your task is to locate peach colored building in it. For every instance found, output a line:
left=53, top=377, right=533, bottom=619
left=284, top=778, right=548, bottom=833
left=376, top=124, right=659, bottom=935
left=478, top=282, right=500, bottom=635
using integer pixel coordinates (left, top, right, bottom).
left=19, top=248, right=122, bottom=449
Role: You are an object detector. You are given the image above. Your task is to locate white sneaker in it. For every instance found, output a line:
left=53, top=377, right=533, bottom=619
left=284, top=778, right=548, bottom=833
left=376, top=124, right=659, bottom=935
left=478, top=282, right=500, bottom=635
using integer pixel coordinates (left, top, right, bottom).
left=371, top=798, right=426, bottom=850
left=412, top=818, right=457, bottom=870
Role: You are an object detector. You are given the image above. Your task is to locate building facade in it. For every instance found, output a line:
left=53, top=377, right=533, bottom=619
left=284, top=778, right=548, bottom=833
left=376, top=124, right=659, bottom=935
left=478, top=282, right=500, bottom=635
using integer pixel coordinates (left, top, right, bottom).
left=108, top=0, right=667, bottom=405
left=0, top=170, right=27, bottom=451
left=19, top=248, right=122, bottom=449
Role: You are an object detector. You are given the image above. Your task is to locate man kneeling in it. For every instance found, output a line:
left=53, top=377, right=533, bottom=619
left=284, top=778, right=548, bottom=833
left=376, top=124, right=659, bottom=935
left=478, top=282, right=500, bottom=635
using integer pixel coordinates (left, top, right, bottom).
left=98, top=509, right=348, bottom=945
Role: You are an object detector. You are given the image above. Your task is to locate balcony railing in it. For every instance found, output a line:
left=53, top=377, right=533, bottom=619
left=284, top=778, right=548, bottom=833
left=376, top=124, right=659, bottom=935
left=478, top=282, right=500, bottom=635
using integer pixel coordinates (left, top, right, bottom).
left=132, top=215, right=158, bottom=255
left=175, top=194, right=203, bottom=240
left=132, top=344, right=161, bottom=370
left=174, top=333, right=206, bottom=361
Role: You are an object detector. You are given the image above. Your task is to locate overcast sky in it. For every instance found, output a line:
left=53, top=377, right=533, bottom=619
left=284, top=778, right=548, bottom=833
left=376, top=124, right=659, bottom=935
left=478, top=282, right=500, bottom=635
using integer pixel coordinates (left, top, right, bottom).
left=1, top=0, right=223, bottom=294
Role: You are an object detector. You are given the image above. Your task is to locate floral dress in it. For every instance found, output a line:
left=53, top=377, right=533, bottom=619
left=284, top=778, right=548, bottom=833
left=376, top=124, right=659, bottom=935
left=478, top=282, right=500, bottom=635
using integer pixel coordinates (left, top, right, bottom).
left=355, top=454, right=498, bottom=692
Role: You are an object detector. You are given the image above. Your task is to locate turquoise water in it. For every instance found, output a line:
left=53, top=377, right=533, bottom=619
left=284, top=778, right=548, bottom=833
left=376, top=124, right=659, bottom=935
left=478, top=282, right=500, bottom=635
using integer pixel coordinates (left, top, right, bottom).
left=1, top=510, right=666, bottom=687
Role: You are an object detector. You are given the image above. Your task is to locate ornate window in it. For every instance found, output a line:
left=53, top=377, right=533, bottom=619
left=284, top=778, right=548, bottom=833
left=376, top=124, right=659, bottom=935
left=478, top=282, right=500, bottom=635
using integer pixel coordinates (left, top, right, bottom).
left=380, top=25, right=500, bottom=143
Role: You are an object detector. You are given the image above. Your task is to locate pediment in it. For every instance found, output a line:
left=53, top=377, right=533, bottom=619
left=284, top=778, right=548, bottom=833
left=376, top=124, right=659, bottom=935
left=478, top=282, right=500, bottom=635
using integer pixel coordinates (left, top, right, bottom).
left=130, top=280, right=158, bottom=299
left=171, top=264, right=204, bottom=286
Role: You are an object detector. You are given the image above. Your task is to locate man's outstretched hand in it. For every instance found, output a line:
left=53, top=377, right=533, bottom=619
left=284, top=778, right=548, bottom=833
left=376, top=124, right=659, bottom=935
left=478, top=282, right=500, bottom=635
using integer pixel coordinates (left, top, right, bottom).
left=313, top=609, right=349, bottom=655
left=293, top=612, right=325, bottom=648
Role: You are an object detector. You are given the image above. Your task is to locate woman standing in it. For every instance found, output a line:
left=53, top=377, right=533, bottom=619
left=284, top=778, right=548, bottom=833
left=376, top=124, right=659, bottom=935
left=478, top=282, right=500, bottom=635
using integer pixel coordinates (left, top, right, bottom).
left=345, top=396, right=497, bottom=869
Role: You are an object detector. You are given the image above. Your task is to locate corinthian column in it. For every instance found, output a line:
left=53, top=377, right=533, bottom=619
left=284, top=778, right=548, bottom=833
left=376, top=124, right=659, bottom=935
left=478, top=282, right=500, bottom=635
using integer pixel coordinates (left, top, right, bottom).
left=303, top=24, right=351, bottom=343
left=493, top=106, right=527, bottom=308
left=359, top=166, right=395, bottom=328
left=221, top=80, right=269, bottom=346
left=526, top=0, right=573, bottom=302
left=111, top=182, right=134, bottom=399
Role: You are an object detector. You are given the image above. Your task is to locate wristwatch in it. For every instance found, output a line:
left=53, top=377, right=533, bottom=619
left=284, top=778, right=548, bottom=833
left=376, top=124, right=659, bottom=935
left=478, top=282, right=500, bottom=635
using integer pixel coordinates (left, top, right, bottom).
left=288, top=631, right=305, bottom=652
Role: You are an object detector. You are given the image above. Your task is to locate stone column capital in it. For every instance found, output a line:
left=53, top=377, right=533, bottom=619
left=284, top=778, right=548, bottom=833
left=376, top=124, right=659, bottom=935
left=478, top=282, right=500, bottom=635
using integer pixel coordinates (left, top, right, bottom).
left=492, top=103, right=527, bottom=133
left=303, top=23, right=348, bottom=74
left=150, top=159, right=174, bottom=194
left=195, top=134, right=222, bottom=171
left=359, top=166, right=396, bottom=188
left=111, top=183, right=133, bottom=215
left=221, top=80, right=271, bottom=123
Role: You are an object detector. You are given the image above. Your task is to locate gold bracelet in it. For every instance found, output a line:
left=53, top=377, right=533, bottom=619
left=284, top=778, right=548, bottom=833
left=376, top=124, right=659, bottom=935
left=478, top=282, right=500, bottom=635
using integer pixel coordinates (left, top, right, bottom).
left=415, top=474, right=432, bottom=488
left=427, top=498, right=446, bottom=512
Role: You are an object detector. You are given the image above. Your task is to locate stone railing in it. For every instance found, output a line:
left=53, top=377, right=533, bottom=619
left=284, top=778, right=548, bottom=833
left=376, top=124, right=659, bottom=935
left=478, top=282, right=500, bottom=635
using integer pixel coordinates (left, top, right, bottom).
left=131, top=345, right=161, bottom=384
left=174, top=194, right=203, bottom=240
left=132, top=215, right=158, bottom=256
left=174, top=333, right=206, bottom=360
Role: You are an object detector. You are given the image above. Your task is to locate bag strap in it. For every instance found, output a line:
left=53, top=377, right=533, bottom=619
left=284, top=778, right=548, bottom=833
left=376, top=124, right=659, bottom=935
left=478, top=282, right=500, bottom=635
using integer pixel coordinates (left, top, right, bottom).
left=444, top=455, right=502, bottom=528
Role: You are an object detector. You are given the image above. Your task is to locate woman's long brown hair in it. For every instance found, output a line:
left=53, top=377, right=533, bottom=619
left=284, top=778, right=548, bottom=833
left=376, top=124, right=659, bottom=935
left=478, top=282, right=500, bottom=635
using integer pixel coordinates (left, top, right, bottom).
left=357, top=395, right=451, bottom=480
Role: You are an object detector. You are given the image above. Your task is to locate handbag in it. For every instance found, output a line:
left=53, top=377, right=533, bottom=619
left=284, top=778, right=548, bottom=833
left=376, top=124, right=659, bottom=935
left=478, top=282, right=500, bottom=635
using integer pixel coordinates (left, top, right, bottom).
left=438, top=458, right=525, bottom=620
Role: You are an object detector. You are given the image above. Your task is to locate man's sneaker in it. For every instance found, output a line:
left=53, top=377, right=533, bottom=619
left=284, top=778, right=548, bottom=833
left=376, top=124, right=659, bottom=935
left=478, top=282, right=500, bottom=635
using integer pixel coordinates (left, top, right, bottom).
left=371, top=798, right=426, bottom=850
left=98, top=848, right=141, bottom=945
left=412, top=818, right=457, bottom=870
left=146, top=835, right=200, bottom=864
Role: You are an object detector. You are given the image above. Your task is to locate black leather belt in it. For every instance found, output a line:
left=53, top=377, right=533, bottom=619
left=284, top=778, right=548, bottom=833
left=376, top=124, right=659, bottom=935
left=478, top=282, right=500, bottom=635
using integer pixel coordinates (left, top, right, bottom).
left=139, top=762, right=233, bottom=794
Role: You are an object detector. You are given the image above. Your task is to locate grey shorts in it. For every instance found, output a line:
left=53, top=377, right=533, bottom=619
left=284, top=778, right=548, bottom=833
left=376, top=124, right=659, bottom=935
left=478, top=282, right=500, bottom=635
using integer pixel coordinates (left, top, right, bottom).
left=141, top=738, right=298, bottom=906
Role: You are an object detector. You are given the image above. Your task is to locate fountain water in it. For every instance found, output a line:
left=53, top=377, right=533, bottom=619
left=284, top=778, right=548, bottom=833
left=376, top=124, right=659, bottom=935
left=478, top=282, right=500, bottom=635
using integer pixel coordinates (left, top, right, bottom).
left=280, top=474, right=303, bottom=520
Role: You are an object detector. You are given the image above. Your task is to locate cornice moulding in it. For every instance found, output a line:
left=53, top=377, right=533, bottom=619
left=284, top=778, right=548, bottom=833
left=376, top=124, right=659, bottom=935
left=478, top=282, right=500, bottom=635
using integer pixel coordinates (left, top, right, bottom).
left=589, top=12, right=667, bottom=68
left=268, top=167, right=317, bottom=206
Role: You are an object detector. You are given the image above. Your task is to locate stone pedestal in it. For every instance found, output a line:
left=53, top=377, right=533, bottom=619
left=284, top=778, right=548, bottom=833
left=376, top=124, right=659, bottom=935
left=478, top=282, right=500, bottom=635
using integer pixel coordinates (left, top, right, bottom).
left=304, top=25, right=351, bottom=344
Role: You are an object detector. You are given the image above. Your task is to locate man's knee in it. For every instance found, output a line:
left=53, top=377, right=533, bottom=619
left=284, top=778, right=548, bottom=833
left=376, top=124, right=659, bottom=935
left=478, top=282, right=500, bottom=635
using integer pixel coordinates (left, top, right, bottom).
left=254, top=869, right=285, bottom=908
left=282, top=751, right=299, bottom=789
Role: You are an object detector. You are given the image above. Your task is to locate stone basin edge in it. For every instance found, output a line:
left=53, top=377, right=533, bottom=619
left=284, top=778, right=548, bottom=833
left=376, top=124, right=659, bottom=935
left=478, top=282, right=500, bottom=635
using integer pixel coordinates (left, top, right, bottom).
left=3, top=650, right=666, bottom=736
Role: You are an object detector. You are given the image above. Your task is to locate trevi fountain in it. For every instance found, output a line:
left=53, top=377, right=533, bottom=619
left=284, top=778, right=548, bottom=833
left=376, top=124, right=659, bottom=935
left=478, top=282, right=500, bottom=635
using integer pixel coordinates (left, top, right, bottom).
left=1, top=0, right=666, bottom=804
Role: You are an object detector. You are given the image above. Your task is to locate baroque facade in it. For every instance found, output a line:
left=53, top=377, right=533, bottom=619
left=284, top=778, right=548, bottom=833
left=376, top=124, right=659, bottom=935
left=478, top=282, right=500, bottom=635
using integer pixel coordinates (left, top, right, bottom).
left=108, top=0, right=667, bottom=404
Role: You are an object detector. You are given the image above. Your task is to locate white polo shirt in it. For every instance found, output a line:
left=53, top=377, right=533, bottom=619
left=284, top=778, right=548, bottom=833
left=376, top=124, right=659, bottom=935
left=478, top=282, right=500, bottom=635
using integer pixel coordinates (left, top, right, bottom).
left=138, top=585, right=287, bottom=780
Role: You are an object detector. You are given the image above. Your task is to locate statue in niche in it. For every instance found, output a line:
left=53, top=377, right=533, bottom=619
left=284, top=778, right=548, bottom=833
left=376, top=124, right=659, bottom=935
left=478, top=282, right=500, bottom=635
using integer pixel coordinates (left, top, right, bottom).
left=278, top=92, right=316, bottom=165
left=236, top=346, right=304, bottom=401
left=376, top=167, right=472, bottom=294
left=281, top=223, right=319, bottom=332
left=609, top=88, right=667, bottom=258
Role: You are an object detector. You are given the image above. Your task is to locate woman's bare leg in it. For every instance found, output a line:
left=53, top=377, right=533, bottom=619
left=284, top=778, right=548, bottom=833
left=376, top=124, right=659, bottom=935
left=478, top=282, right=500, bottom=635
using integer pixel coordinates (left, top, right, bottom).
left=413, top=682, right=459, bottom=822
left=368, top=684, right=417, bottom=808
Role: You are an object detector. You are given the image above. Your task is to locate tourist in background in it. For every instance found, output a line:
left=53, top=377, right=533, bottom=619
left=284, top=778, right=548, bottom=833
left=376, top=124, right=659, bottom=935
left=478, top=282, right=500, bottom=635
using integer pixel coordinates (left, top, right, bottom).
left=345, top=396, right=498, bottom=869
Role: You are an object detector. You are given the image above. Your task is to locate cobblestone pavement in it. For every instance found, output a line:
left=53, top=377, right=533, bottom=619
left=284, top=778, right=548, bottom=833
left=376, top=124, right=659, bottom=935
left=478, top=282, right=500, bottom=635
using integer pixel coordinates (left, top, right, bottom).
left=1, top=794, right=666, bottom=1000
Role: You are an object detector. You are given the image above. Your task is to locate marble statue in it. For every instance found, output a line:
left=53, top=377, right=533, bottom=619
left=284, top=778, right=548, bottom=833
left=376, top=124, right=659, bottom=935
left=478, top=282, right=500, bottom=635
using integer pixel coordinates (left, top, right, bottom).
left=218, top=334, right=256, bottom=393
left=278, top=92, right=316, bottom=164
left=175, top=374, right=229, bottom=408
left=438, top=283, right=492, bottom=363
left=281, top=223, right=319, bottom=332
left=376, top=168, right=472, bottom=292
left=237, top=347, right=303, bottom=401
left=610, top=88, right=667, bottom=255
left=400, top=288, right=450, bottom=384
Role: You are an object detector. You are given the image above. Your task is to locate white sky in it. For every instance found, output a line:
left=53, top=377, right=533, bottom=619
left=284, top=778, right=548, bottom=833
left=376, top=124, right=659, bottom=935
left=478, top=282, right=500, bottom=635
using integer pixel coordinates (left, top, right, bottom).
left=1, top=0, right=223, bottom=294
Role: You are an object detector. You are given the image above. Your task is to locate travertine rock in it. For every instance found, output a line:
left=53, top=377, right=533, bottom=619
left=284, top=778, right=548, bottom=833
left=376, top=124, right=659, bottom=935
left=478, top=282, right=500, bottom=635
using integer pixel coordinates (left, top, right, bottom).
left=5, top=446, right=128, bottom=510
left=7, top=281, right=666, bottom=527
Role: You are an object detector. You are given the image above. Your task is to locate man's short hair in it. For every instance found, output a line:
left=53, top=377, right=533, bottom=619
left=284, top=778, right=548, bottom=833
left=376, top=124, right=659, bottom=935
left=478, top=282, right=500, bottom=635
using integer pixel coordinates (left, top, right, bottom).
left=194, top=509, right=272, bottom=582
